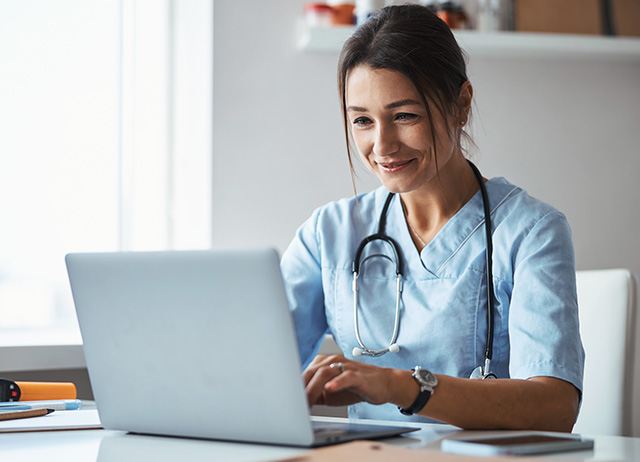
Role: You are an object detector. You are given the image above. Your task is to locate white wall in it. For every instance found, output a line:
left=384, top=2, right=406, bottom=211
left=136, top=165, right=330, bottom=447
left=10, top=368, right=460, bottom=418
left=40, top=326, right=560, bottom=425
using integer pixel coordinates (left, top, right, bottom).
left=468, top=56, right=640, bottom=277
left=213, top=0, right=640, bottom=282
left=213, top=0, right=378, bottom=252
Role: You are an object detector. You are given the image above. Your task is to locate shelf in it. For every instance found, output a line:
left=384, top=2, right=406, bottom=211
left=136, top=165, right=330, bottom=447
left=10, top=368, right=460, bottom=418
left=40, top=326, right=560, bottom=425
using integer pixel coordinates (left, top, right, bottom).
left=298, top=26, right=640, bottom=63
left=0, top=345, right=85, bottom=372
left=0, top=326, right=84, bottom=371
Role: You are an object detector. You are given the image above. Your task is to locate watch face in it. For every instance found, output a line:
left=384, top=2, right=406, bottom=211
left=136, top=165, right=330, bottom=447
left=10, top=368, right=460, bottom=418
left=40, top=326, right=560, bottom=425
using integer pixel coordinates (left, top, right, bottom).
left=415, top=367, right=438, bottom=388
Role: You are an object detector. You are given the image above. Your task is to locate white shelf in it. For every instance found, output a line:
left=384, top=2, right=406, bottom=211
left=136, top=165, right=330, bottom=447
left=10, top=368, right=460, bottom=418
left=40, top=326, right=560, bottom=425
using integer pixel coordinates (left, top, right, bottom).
left=0, top=345, right=85, bottom=372
left=298, top=26, right=640, bottom=63
left=0, top=326, right=84, bottom=372
left=455, top=30, right=640, bottom=62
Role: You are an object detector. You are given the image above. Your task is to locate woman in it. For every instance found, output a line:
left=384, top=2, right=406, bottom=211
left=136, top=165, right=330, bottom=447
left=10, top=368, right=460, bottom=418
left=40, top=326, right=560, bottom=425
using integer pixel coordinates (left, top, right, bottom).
left=281, top=5, right=584, bottom=431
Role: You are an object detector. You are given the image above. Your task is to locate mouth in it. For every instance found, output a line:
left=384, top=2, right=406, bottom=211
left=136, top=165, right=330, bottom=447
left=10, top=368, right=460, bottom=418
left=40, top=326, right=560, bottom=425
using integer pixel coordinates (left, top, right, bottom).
left=377, top=159, right=414, bottom=173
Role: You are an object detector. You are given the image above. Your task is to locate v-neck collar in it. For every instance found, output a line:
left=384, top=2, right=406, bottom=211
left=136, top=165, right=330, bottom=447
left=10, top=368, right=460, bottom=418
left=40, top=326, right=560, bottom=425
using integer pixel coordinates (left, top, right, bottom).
left=383, top=178, right=519, bottom=278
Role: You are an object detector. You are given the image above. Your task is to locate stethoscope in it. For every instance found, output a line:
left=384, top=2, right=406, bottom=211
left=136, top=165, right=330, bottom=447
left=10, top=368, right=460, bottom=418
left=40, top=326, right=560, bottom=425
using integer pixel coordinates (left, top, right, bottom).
left=351, top=160, right=497, bottom=379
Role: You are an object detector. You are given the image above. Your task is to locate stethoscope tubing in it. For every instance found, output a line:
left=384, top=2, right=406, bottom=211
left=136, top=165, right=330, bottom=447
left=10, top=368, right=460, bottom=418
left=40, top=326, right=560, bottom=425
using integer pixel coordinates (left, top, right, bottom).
left=468, top=161, right=495, bottom=364
left=351, top=160, right=496, bottom=377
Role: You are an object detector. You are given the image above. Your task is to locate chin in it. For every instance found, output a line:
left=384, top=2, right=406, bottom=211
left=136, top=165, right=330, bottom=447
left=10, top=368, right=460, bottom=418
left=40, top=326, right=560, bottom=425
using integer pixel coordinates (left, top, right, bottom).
left=375, top=174, right=413, bottom=192
left=380, top=182, right=414, bottom=195
left=374, top=169, right=424, bottom=195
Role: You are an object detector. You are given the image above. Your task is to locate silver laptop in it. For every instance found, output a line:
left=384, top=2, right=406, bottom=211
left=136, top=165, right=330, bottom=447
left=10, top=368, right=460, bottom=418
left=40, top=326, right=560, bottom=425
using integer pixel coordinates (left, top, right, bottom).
left=66, top=248, right=418, bottom=447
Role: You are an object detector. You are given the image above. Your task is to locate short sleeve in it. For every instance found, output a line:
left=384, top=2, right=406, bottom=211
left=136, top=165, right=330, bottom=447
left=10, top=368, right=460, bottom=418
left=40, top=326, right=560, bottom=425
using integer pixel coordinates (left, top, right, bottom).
left=508, top=211, right=585, bottom=394
left=280, top=208, right=329, bottom=368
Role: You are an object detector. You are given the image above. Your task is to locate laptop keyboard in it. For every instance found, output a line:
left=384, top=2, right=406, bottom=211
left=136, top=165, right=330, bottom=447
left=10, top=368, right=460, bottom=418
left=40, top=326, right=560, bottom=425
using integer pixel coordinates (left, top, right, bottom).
left=313, top=421, right=356, bottom=436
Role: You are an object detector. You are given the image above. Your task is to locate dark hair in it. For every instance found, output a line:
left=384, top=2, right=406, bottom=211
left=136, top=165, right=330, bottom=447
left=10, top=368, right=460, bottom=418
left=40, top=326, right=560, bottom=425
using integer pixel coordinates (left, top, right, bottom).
left=338, top=4, right=471, bottom=174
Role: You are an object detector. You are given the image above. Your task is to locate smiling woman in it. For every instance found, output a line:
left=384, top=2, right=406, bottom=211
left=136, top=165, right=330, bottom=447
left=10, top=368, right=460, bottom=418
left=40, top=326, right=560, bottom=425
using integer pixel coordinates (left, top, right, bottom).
left=280, top=4, right=585, bottom=432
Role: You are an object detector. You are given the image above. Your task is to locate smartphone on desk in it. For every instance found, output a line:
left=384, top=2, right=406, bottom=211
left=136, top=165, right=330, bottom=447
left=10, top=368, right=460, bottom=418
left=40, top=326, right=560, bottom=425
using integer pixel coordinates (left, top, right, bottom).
left=441, top=432, right=594, bottom=456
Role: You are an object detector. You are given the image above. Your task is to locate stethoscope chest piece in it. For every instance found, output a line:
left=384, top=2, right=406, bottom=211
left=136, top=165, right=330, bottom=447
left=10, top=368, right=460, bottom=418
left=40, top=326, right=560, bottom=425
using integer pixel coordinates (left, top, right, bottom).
left=469, top=358, right=497, bottom=379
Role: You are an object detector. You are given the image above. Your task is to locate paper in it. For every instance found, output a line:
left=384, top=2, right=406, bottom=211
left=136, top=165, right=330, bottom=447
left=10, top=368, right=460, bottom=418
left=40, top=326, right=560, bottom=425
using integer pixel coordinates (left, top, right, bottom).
left=276, top=440, right=549, bottom=461
left=0, top=409, right=102, bottom=433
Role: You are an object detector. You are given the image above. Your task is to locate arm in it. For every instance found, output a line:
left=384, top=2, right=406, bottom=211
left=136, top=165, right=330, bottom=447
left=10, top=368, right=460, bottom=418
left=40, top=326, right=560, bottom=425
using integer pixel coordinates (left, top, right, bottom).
left=419, top=374, right=579, bottom=431
left=281, top=209, right=329, bottom=367
left=305, top=355, right=579, bottom=432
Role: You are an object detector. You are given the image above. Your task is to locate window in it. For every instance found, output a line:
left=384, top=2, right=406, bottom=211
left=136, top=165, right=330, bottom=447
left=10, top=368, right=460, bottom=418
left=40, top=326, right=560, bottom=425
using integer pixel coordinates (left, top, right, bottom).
left=0, top=0, right=212, bottom=346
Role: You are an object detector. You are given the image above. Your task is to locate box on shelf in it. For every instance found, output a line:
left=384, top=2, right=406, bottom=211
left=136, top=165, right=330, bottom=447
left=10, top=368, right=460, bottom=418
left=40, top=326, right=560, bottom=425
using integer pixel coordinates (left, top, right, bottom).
left=515, top=0, right=602, bottom=35
left=515, top=0, right=640, bottom=37
left=612, top=0, right=640, bottom=37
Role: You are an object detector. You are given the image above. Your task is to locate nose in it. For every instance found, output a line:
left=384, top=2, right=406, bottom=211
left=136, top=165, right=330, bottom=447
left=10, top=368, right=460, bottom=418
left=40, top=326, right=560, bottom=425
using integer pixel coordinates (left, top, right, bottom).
left=373, top=123, right=400, bottom=157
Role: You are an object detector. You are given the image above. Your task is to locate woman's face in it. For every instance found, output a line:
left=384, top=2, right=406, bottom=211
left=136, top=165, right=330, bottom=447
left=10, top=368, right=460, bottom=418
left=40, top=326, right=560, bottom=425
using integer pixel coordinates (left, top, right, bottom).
left=345, top=65, right=459, bottom=195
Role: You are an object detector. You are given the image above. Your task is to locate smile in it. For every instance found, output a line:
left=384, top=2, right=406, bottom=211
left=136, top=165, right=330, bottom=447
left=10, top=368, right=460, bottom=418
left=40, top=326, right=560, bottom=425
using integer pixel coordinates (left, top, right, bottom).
left=377, top=159, right=413, bottom=172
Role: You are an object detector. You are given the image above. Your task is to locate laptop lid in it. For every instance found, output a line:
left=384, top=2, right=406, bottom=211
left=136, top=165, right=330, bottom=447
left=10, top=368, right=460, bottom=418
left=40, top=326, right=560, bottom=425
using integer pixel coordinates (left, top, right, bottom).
left=67, top=248, right=417, bottom=447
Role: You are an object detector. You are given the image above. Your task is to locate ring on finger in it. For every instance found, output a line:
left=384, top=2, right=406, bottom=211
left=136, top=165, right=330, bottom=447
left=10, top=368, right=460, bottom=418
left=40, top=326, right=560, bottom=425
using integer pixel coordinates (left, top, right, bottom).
left=329, top=362, right=344, bottom=374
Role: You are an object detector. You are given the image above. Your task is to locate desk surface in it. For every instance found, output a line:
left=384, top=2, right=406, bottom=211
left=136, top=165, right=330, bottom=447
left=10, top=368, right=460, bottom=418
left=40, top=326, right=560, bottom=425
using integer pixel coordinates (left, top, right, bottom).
left=0, top=417, right=639, bottom=461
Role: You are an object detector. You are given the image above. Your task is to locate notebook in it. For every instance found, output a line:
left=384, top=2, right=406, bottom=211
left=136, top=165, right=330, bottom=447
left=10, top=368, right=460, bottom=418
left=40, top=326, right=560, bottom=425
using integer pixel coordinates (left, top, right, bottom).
left=66, top=248, right=418, bottom=447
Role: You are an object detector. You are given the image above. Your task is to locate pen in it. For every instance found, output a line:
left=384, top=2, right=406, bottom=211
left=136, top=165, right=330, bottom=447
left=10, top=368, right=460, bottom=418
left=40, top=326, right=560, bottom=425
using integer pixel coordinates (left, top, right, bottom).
left=0, top=408, right=54, bottom=422
left=0, top=399, right=82, bottom=411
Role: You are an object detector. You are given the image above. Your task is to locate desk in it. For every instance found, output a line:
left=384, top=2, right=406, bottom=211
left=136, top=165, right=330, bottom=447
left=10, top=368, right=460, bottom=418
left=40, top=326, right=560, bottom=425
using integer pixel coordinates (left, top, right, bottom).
left=1, top=418, right=639, bottom=461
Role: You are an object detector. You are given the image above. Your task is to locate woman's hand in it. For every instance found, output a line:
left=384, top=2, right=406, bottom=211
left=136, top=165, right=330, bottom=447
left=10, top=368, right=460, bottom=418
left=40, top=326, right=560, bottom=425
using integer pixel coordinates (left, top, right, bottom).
left=303, top=354, right=416, bottom=409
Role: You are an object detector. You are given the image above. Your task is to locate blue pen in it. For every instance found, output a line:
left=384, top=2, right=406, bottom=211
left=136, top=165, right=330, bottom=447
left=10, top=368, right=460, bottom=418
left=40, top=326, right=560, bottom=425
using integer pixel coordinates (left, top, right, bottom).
left=0, top=405, right=32, bottom=411
left=0, top=399, right=82, bottom=411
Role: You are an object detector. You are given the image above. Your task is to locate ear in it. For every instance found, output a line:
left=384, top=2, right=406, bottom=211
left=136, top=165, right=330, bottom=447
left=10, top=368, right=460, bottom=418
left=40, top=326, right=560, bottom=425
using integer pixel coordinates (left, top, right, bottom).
left=457, top=81, right=473, bottom=124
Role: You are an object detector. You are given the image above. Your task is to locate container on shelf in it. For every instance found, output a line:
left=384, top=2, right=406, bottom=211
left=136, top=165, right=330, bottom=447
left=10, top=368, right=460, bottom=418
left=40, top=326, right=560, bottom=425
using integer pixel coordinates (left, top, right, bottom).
left=305, top=3, right=334, bottom=28
left=437, top=1, right=469, bottom=30
left=330, top=3, right=356, bottom=25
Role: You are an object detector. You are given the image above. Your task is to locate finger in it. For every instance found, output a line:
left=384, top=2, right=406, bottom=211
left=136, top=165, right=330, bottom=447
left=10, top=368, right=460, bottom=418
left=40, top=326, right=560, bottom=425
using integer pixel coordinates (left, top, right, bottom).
left=324, top=368, right=352, bottom=394
left=302, top=354, right=345, bottom=386
left=323, top=366, right=390, bottom=406
left=305, top=362, right=344, bottom=407
left=302, top=354, right=329, bottom=386
left=318, top=366, right=365, bottom=407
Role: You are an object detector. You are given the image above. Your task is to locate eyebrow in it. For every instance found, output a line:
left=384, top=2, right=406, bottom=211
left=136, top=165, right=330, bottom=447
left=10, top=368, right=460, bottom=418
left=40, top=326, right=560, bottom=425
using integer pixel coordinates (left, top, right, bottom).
left=347, top=99, right=422, bottom=112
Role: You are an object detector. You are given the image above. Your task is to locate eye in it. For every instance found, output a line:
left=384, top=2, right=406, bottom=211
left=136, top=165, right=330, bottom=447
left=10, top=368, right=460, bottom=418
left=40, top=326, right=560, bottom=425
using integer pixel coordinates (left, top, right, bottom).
left=395, top=112, right=418, bottom=122
left=352, top=116, right=372, bottom=127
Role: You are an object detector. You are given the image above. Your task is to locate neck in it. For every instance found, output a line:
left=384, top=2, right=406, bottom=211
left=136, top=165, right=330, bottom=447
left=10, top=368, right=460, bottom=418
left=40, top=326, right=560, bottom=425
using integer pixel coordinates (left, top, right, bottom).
left=401, top=156, right=480, bottom=248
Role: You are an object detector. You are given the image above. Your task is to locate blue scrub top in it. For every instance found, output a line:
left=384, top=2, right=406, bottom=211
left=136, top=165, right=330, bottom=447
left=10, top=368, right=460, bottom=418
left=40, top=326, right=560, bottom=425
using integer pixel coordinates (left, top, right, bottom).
left=281, top=177, right=585, bottom=422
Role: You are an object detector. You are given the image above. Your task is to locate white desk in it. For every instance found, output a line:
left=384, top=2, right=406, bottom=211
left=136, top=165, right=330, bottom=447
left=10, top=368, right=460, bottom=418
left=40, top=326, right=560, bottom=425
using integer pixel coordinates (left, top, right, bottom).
left=1, top=417, right=639, bottom=461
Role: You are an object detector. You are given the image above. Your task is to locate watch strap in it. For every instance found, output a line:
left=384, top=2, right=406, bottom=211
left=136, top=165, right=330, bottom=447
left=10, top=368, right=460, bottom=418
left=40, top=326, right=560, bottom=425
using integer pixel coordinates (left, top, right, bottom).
left=398, top=386, right=432, bottom=416
left=398, top=368, right=434, bottom=416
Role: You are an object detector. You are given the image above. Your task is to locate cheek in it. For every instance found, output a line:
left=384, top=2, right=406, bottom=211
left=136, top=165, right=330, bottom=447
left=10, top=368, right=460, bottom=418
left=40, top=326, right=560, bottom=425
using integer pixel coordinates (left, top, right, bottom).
left=405, top=126, right=433, bottom=151
left=429, top=119, right=455, bottom=151
left=352, top=132, right=373, bottom=159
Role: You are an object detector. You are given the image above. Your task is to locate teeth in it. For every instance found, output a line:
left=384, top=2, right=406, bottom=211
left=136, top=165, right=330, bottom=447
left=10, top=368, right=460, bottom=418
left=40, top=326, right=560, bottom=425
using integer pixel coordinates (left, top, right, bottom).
left=382, top=161, right=407, bottom=168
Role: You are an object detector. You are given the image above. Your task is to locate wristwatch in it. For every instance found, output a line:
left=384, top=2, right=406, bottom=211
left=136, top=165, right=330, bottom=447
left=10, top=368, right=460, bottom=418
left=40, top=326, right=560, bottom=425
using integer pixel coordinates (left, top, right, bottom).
left=399, top=366, right=438, bottom=416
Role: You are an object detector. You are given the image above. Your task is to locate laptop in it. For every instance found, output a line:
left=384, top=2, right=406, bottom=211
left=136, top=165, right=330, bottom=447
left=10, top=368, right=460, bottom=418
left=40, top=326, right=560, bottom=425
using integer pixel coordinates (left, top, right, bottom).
left=66, top=248, right=418, bottom=447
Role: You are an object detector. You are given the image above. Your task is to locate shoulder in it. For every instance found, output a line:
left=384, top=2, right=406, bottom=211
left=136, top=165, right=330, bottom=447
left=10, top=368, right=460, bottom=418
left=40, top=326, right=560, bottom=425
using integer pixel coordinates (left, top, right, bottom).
left=487, top=178, right=574, bottom=276
left=307, top=186, right=390, bottom=237
left=488, top=177, right=570, bottom=236
left=286, top=187, right=391, bottom=268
